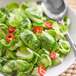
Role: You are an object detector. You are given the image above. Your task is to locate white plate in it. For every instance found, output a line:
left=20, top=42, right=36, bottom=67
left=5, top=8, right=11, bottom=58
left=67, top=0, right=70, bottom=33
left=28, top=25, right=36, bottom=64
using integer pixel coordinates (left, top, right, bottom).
left=0, top=0, right=76, bottom=76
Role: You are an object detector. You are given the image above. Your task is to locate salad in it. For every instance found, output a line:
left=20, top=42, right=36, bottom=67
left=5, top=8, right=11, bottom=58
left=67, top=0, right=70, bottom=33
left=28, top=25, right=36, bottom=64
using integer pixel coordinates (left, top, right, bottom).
left=0, top=1, right=71, bottom=76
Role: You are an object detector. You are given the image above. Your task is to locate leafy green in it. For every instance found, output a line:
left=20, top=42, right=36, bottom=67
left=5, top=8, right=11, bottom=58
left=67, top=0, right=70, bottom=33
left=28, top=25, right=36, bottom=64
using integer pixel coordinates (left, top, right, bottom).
left=0, top=39, right=18, bottom=47
left=38, top=48, right=50, bottom=55
left=52, top=57, right=63, bottom=66
left=9, top=40, right=23, bottom=51
left=0, top=23, right=8, bottom=34
left=6, top=2, right=19, bottom=11
left=37, top=31, right=55, bottom=51
left=9, top=14, right=22, bottom=27
left=16, top=47, right=34, bottom=62
left=2, top=60, right=16, bottom=73
left=20, top=29, right=40, bottom=52
left=0, top=1, right=71, bottom=76
left=32, top=67, right=40, bottom=76
left=64, top=16, right=71, bottom=27
left=0, top=64, right=2, bottom=71
left=0, top=11, right=5, bottom=23
left=37, top=54, right=51, bottom=69
left=58, top=39, right=71, bottom=54
left=17, top=71, right=27, bottom=76
left=24, top=63, right=33, bottom=74
left=25, top=6, right=44, bottom=23
left=45, top=29, right=56, bottom=37
left=20, top=1, right=37, bottom=8
left=31, top=51, right=40, bottom=64
left=12, top=8, right=32, bottom=29
left=52, top=22, right=68, bottom=37
left=0, top=48, right=2, bottom=57
left=16, top=60, right=29, bottom=72
left=0, top=29, right=6, bottom=39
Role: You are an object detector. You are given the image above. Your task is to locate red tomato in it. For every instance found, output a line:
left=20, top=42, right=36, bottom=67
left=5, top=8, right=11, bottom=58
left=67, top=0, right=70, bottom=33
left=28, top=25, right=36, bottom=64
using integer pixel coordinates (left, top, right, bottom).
left=6, top=33, right=16, bottom=43
left=57, top=21, right=60, bottom=24
left=45, top=22, right=52, bottom=29
left=33, top=26, right=42, bottom=34
left=38, top=65, right=46, bottom=76
left=49, top=51, right=56, bottom=59
left=8, top=27, right=16, bottom=32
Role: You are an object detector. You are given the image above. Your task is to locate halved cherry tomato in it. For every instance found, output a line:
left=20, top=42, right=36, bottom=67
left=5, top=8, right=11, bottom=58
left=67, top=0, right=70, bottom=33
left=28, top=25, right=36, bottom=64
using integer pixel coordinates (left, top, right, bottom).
left=8, top=27, right=16, bottom=32
left=49, top=51, right=56, bottom=59
left=57, top=21, right=60, bottom=24
left=38, top=65, right=46, bottom=76
left=33, top=26, right=42, bottom=34
left=45, top=22, right=52, bottom=29
left=6, top=33, right=16, bottom=43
